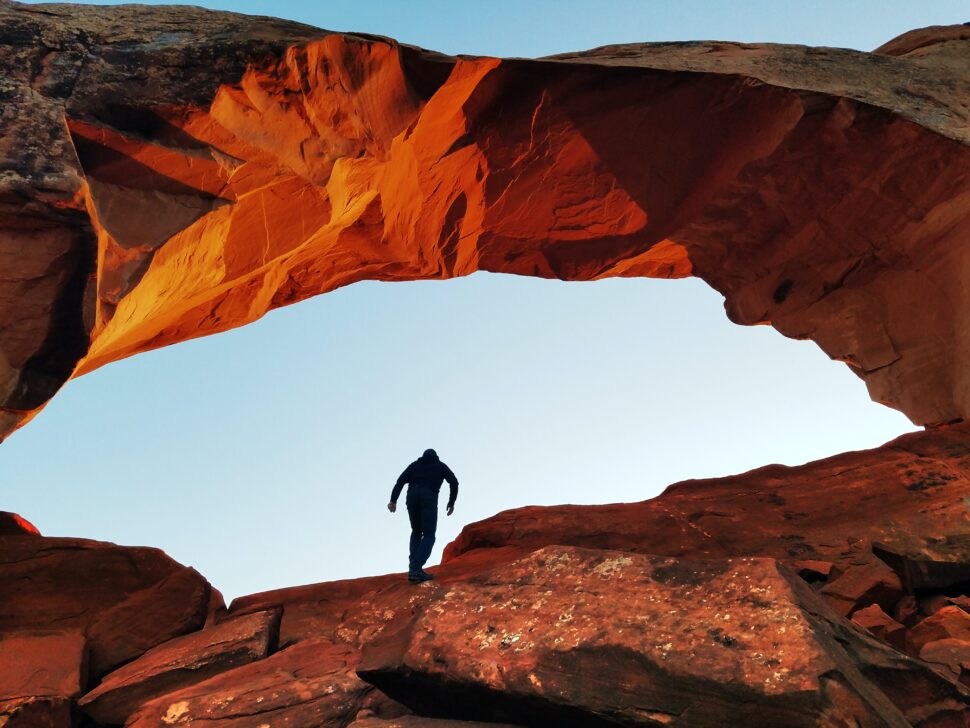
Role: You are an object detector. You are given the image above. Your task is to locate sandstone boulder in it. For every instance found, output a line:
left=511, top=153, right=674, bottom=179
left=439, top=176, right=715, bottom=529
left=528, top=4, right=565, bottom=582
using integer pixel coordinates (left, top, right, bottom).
left=127, top=638, right=406, bottom=728
left=358, top=546, right=969, bottom=727
left=0, top=536, right=201, bottom=634
left=907, top=607, right=970, bottom=653
left=820, top=550, right=903, bottom=616
left=350, top=717, right=523, bottom=728
left=851, top=605, right=907, bottom=650
left=79, top=608, right=280, bottom=725
left=86, top=565, right=213, bottom=679
left=920, top=639, right=970, bottom=687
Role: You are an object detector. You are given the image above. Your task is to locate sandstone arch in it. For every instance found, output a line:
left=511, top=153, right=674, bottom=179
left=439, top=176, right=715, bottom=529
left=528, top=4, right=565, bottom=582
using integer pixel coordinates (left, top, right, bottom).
left=3, top=1, right=970, bottom=438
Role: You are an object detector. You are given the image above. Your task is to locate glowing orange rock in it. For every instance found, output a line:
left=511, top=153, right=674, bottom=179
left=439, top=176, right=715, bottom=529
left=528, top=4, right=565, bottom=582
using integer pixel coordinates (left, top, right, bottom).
left=3, top=3, right=970, bottom=438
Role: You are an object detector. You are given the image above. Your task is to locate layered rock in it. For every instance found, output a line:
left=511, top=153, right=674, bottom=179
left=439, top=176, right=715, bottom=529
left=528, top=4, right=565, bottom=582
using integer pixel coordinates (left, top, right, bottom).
left=358, top=547, right=966, bottom=727
left=79, top=608, right=281, bottom=725
left=4, top=2, right=970, bottom=437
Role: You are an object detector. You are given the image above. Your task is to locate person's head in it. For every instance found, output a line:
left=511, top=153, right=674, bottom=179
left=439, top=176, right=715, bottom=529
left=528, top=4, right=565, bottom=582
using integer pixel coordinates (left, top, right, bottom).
left=422, top=448, right=438, bottom=460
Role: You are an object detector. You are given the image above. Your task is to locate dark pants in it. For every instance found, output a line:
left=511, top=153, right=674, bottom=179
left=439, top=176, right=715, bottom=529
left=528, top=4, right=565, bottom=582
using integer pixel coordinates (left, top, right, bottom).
left=406, top=489, right=438, bottom=573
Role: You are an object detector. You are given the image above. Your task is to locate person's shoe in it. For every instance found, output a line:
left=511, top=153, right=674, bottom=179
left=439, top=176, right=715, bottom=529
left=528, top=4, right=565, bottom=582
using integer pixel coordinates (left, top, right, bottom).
left=419, top=570, right=434, bottom=581
left=408, top=570, right=434, bottom=583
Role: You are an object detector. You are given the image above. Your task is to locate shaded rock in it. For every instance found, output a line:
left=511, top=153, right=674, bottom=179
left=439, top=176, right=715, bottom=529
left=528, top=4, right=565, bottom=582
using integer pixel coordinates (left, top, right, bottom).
left=443, top=424, right=970, bottom=582
left=79, top=608, right=280, bottom=725
left=873, top=542, right=970, bottom=593
left=4, top=3, right=970, bottom=435
left=908, top=607, right=970, bottom=653
left=920, top=640, right=970, bottom=687
left=0, top=632, right=86, bottom=700
left=0, top=697, right=71, bottom=728
left=358, top=546, right=968, bottom=727
left=350, top=716, right=523, bottom=728
left=821, top=550, right=903, bottom=616
left=86, top=565, right=213, bottom=680
left=895, top=595, right=920, bottom=627
left=793, top=559, right=835, bottom=583
left=0, top=535, right=196, bottom=634
left=851, top=605, right=906, bottom=650
left=127, top=638, right=406, bottom=728
left=0, top=511, right=39, bottom=535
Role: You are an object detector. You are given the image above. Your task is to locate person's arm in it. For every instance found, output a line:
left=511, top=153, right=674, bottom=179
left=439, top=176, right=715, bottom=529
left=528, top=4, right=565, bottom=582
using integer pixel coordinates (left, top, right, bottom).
left=444, top=464, right=459, bottom=515
left=389, top=465, right=410, bottom=511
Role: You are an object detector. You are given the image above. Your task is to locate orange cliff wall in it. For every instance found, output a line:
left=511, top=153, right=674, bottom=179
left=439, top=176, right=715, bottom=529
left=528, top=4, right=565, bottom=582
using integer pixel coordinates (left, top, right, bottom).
left=4, top=1, right=970, bottom=438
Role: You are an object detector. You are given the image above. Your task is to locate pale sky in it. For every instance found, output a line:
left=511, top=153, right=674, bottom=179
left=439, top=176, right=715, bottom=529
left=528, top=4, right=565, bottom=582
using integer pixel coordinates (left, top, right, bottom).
left=6, top=0, right=962, bottom=602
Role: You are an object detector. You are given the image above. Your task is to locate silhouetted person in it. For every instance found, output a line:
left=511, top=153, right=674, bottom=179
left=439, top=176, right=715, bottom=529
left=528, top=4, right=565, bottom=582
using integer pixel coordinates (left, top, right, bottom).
left=388, top=448, right=458, bottom=583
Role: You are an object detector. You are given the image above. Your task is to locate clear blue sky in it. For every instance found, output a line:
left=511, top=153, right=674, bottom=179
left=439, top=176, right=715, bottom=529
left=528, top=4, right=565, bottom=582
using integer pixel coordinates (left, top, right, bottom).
left=7, top=1, right=963, bottom=602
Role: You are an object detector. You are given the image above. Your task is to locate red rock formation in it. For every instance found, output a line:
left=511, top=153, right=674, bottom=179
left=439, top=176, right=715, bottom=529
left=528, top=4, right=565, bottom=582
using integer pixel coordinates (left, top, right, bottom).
left=443, top=423, right=970, bottom=589
left=358, top=546, right=966, bottom=727
left=0, top=511, right=40, bottom=535
left=3, top=2, right=970, bottom=436
left=79, top=608, right=280, bottom=725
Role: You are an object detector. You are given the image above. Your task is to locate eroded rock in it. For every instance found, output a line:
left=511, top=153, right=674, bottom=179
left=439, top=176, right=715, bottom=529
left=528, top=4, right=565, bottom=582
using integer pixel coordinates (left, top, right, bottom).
left=357, top=546, right=968, bottom=727
left=0, top=632, right=86, bottom=700
left=126, top=638, right=406, bottom=728
left=3, top=3, right=970, bottom=435
left=79, top=608, right=280, bottom=725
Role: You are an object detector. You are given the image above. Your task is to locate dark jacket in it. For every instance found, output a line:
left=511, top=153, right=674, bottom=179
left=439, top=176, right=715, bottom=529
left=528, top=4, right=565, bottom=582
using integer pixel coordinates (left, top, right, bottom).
left=391, top=449, right=459, bottom=508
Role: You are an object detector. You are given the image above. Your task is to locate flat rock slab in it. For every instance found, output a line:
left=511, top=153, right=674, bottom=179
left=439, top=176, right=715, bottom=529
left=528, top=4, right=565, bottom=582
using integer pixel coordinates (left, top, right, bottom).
left=0, top=632, right=86, bottom=700
left=127, top=638, right=402, bottom=727
left=0, top=697, right=71, bottom=728
left=358, top=546, right=968, bottom=728
left=79, top=608, right=280, bottom=725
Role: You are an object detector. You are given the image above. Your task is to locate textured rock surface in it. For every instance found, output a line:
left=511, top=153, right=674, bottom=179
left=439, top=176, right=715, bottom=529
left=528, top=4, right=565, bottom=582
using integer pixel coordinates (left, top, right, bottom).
left=357, top=546, right=968, bottom=727
left=443, top=423, right=970, bottom=584
left=85, top=565, right=212, bottom=679
left=126, top=638, right=406, bottom=728
left=3, top=3, right=970, bottom=435
left=79, top=608, right=280, bottom=725
left=0, top=535, right=216, bottom=634
left=0, top=697, right=71, bottom=728
left=0, top=632, right=86, bottom=700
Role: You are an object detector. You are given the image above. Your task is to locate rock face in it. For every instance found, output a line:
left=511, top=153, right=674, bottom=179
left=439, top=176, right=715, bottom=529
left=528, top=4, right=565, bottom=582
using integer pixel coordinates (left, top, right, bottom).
left=5, top=3, right=970, bottom=726
left=78, top=608, right=281, bottom=725
left=3, top=2, right=970, bottom=436
left=358, top=547, right=965, bottom=727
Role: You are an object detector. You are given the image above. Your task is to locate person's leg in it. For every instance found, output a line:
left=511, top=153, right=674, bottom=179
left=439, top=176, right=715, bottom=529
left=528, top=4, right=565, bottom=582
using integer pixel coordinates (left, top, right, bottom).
left=406, top=496, right=424, bottom=575
left=415, top=494, right=438, bottom=571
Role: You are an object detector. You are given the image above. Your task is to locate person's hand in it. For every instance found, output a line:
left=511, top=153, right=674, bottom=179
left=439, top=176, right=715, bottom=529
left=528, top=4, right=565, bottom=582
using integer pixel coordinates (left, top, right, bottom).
left=387, top=502, right=396, bottom=513
left=446, top=504, right=454, bottom=516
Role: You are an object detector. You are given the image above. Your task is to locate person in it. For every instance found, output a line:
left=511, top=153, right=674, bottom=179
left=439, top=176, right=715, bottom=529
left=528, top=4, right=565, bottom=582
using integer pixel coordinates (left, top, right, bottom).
left=388, top=448, right=459, bottom=583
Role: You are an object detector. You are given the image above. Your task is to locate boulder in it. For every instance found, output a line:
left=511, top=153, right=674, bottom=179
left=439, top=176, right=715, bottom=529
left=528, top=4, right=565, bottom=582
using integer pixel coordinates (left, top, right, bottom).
left=127, top=638, right=406, bottom=727
left=920, top=640, right=970, bottom=686
left=0, top=512, right=40, bottom=535
left=0, top=632, right=86, bottom=700
left=0, top=536, right=197, bottom=634
left=907, top=606, right=970, bottom=653
left=851, top=605, right=906, bottom=650
left=358, top=546, right=968, bottom=727
left=0, top=697, right=71, bottom=728
left=820, top=551, right=903, bottom=617
left=87, top=566, right=213, bottom=679
left=79, top=608, right=281, bottom=725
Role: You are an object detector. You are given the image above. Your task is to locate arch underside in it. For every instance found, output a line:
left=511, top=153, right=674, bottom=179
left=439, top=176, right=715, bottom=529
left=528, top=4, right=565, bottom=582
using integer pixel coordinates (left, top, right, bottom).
left=3, top=4, right=970, bottom=437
